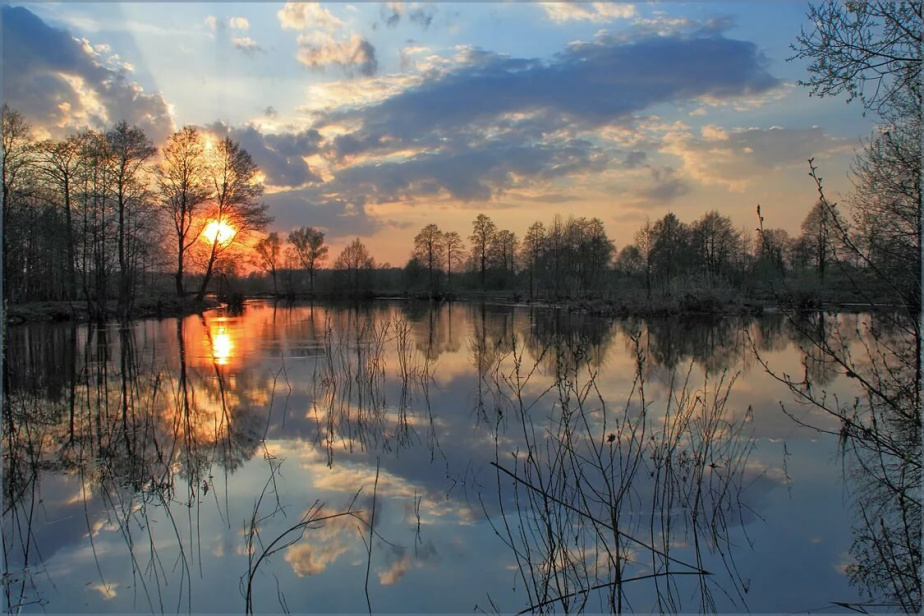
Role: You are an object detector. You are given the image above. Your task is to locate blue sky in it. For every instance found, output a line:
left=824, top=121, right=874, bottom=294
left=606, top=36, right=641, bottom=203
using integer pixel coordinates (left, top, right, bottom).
left=2, top=2, right=875, bottom=264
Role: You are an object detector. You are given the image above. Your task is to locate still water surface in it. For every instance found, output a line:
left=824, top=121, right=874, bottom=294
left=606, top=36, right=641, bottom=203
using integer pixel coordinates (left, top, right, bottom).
left=3, top=301, right=885, bottom=612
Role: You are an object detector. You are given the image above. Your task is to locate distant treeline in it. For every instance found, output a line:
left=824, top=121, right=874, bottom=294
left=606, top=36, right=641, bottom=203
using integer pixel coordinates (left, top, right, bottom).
left=3, top=100, right=919, bottom=315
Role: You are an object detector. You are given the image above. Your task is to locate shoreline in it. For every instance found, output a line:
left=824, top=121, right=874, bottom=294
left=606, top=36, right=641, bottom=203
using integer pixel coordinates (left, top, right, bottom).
left=4, top=296, right=222, bottom=326
left=4, top=292, right=900, bottom=326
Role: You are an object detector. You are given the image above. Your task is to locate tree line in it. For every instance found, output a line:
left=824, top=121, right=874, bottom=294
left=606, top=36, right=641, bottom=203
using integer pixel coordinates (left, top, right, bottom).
left=1, top=109, right=272, bottom=318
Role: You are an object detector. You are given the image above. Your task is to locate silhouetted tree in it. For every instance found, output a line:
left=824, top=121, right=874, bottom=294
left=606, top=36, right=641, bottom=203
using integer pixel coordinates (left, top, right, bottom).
left=521, top=221, right=545, bottom=300
left=334, top=238, right=375, bottom=296
left=470, top=214, right=496, bottom=291
left=288, top=226, right=328, bottom=293
left=413, top=223, right=444, bottom=294
left=1, top=105, right=36, bottom=303
left=107, top=121, right=157, bottom=315
left=158, top=127, right=212, bottom=297
left=443, top=231, right=465, bottom=291
left=629, top=221, right=653, bottom=299
left=254, top=232, right=282, bottom=296
left=197, top=137, right=270, bottom=301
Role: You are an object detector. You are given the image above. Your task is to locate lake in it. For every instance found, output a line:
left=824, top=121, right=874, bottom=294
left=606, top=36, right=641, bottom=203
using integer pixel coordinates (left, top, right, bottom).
left=2, top=300, right=916, bottom=613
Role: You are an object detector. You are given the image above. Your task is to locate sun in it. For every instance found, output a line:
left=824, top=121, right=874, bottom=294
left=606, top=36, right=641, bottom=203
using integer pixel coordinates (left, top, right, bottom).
left=203, top=219, right=236, bottom=246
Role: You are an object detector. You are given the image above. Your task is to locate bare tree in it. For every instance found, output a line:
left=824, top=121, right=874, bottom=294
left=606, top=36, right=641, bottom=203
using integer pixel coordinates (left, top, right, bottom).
left=791, top=1, right=921, bottom=121
left=107, top=121, right=157, bottom=315
left=520, top=221, right=545, bottom=300
left=1, top=105, right=36, bottom=302
left=334, top=238, right=375, bottom=296
left=35, top=134, right=84, bottom=299
left=288, top=226, right=328, bottom=293
left=158, top=127, right=212, bottom=297
left=413, top=223, right=444, bottom=294
left=254, top=232, right=282, bottom=296
left=691, top=210, right=740, bottom=280
left=634, top=219, right=655, bottom=300
left=197, top=137, right=270, bottom=301
left=443, top=231, right=464, bottom=291
left=850, top=118, right=922, bottom=310
left=489, top=229, right=518, bottom=287
left=470, top=214, right=496, bottom=291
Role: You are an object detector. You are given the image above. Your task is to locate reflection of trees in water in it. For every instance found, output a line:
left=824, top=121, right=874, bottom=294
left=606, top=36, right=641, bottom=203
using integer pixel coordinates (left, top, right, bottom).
left=756, top=309, right=920, bottom=612
left=402, top=302, right=462, bottom=361
left=2, top=318, right=265, bottom=611
left=522, top=308, right=616, bottom=377
left=617, top=316, right=752, bottom=376
left=307, top=309, right=441, bottom=467
left=481, top=330, right=759, bottom=613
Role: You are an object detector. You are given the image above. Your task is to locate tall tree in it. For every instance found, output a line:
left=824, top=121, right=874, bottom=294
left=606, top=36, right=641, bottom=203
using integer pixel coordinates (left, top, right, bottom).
left=35, top=133, right=84, bottom=300
left=634, top=220, right=655, bottom=299
left=520, top=221, right=545, bottom=300
left=581, top=217, right=614, bottom=295
left=197, top=137, right=270, bottom=301
left=158, top=127, right=212, bottom=297
left=1, top=105, right=35, bottom=302
left=254, top=232, right=282, bottom=296
left=288, top=226, right=328, bottom=293
left=413, top=223, right=444, bottom=293
left=849, top=118, right=922, bottom=309
left=77, top=130, right=117, bottom=317
left=691, top=211, right=740, bottom=279
left=490, top=229, right=518, bottom=287
left=107, top=121, right=156, bottom=315
left=443, top=231, right=464, bottom=291
left=334, top=238, right=375, bottom=296
left=651, top=212, right=690, bottom=286
left=799, top=200, right=847, bottom=282
left=469, top=214, right=496, bottom=291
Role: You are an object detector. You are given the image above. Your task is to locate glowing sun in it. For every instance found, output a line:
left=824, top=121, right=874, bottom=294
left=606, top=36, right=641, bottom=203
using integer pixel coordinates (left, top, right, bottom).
left=203, top=220, right=235, bottom=246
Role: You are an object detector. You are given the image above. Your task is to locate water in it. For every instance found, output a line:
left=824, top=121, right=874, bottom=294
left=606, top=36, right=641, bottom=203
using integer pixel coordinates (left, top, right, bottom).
left=1, top=301, right=912, bottom=612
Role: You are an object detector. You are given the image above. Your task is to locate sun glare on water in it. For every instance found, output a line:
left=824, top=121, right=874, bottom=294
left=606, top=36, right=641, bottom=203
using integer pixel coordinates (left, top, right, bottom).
left=203, top=220, right=235, bottom=246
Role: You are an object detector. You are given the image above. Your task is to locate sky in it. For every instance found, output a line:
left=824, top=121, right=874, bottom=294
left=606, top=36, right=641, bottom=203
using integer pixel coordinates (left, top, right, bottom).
left=1, top=1, right=876, bottom=265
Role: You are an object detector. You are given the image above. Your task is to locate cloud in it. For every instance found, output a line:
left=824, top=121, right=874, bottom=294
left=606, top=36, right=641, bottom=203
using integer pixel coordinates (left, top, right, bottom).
left=637, top=166, right=692, bottom=203
left=1, top=5, right=173, bottom=142
left=623, top=150, right=647, bottom=169
left=661, top=125, right=849, bottom=191
left=296, top=33, right=378, bottom=77
left=263, top=189, right=384, bottom=239
left=377, top=541, right=437, bottom=585
left=399, top=41, right=430, bottom=70
left=378, top=2, right=436, bottom=29
left=539, top=2, right=636, bottom=23
left=228, top=17, right=250, bottom=30
left=205, top=15, right=249, bottom=32
left=320, top=30, right=779, bottom=157
left=206, top=121, right=323, bottom=188
left=328, top=137, right=610, bottom=203
left=278, top=3, right=344, bottom=31
left=232, top=36, right=263, bottom=56
left=283, top=513, right=363, bottom=577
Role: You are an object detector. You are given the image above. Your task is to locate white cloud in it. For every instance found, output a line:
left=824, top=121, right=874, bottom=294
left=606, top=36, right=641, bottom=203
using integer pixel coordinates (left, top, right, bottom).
left=540, top=2, right=636, bottom=23
left=206, top=15, right=250, bottom=32
left=232, top=36, right=262, bottom=55
left=661, top=125, right=849, bottom=192
left=228, top=16, right=249, bottom=30
left=278, top=2, right=344, bottom=30
left=296, top=32, right=377, bottom=76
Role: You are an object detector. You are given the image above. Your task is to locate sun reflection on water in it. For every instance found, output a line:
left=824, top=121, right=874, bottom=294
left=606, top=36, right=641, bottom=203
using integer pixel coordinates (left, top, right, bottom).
left=211, top=324, right=234, bottom=366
